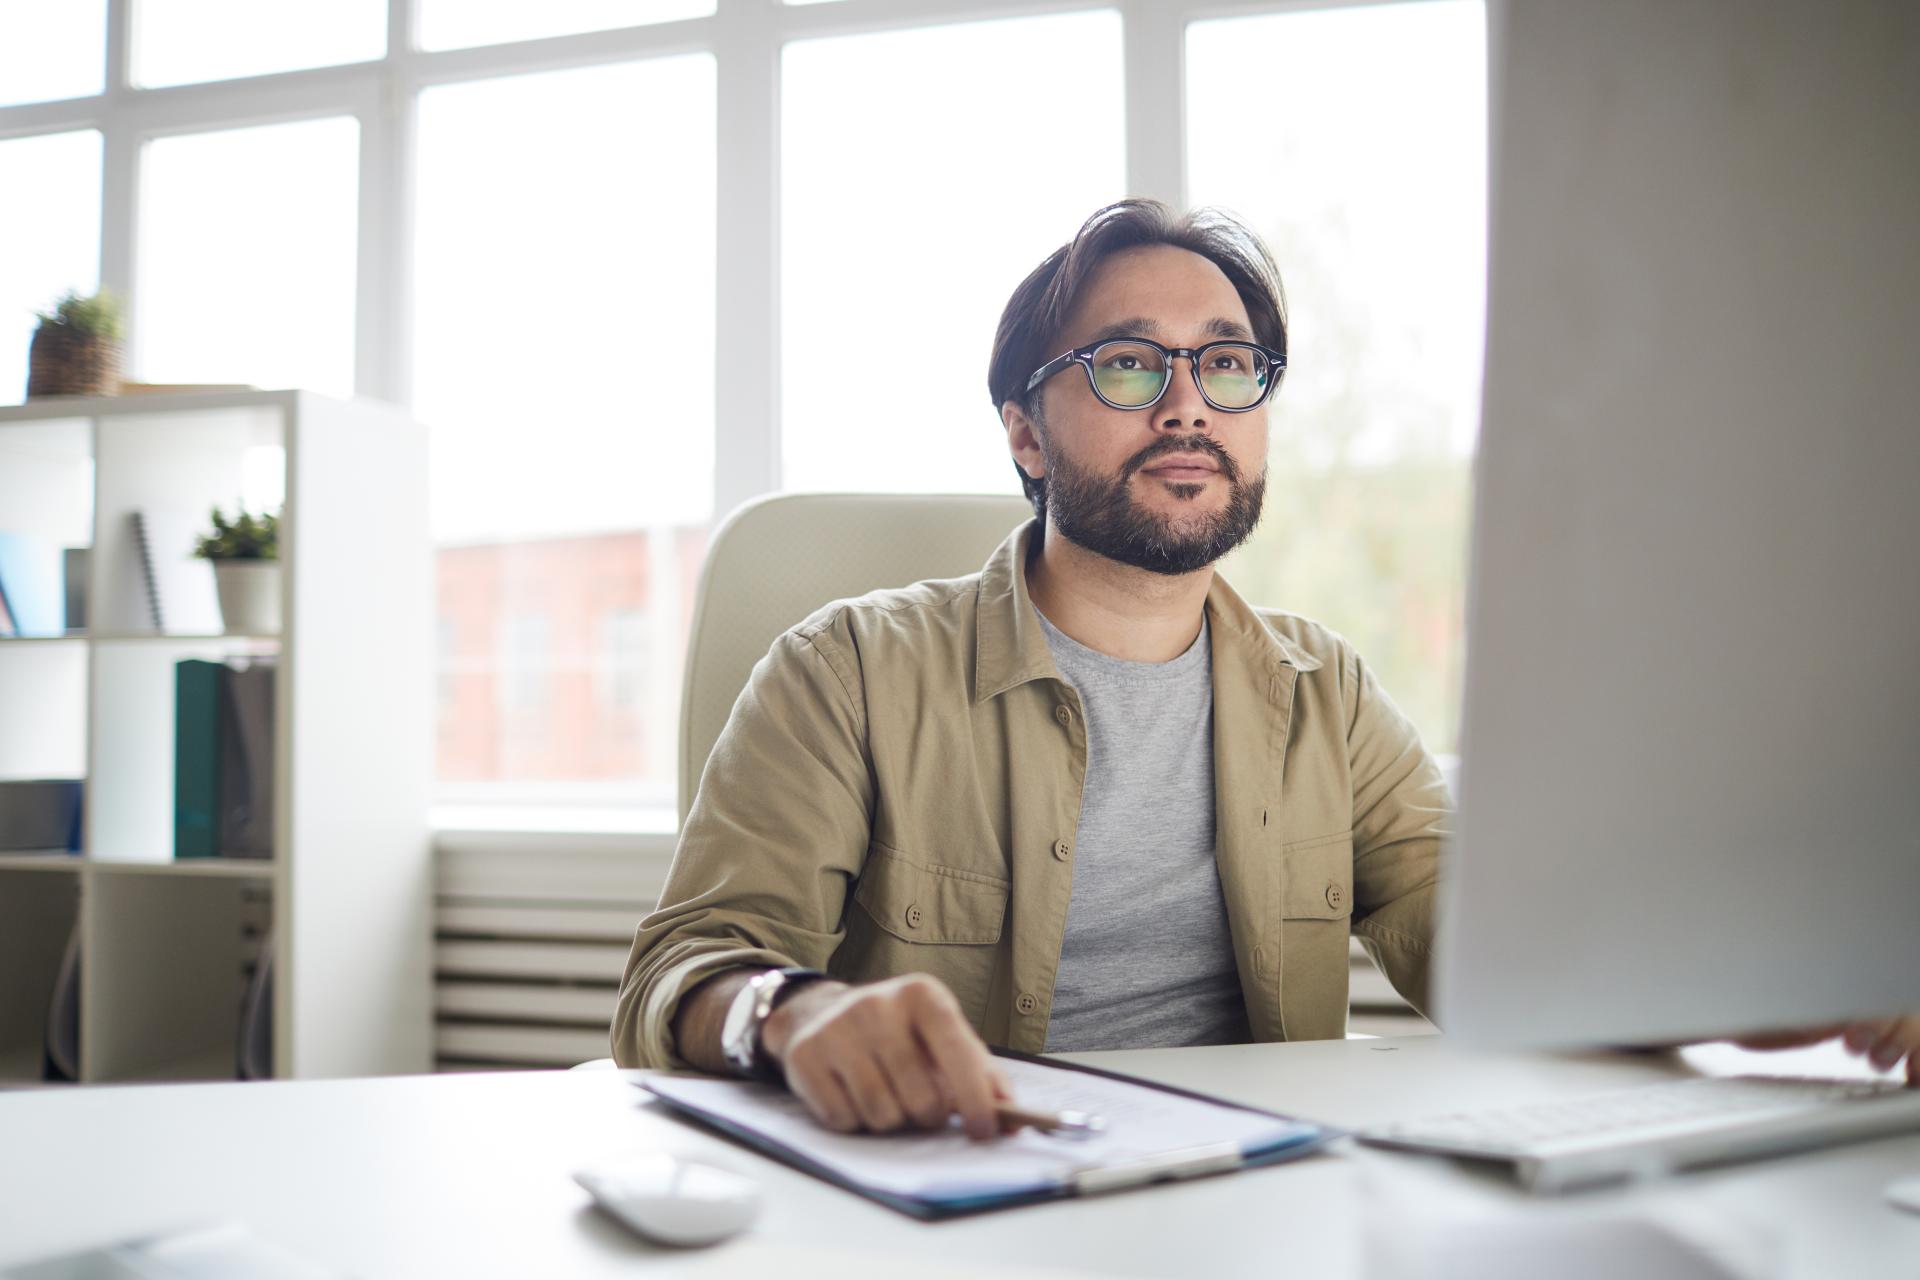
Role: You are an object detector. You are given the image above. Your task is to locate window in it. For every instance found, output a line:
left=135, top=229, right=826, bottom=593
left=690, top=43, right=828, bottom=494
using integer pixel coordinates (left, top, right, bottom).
left=414, top=55, right=715, bottom=812
left=780, top=11, right=1125, bottom=495
left=0, top=4, right=106, bottom=106
left=137, top=117, right=360, bottom=397
left=1189, top=0, right=1487, bottom=754
left=0, top=131, right=102, bottom=403
left=2, top=0, right=1486, bottom=828
left=133, top=0, right=387, bottom=88
left=416, top=0, right=714, bottom=51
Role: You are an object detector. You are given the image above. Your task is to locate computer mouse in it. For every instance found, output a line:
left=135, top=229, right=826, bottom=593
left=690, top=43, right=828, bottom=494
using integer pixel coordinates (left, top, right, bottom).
left=1887, top=1176, right=1920, bottom=1216
left=574, top=1154, right=762, bottom=1247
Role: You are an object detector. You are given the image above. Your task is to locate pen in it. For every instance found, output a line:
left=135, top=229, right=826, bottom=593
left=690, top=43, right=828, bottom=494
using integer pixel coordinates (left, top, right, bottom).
left=994, top=1103, right=1107, bottom=1139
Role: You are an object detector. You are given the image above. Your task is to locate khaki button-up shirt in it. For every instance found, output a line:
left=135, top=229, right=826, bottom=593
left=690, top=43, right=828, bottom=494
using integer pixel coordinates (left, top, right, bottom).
left=612, top=519, right=1449, bottom=1069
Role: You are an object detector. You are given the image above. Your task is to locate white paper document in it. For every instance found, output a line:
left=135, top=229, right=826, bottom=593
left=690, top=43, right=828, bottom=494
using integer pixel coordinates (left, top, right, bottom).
left=642, top=1056, right=1325, bottom=1207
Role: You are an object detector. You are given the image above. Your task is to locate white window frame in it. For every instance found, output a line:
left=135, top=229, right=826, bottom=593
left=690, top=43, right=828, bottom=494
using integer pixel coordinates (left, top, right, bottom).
left=0, top=0, right=1442, bottom=853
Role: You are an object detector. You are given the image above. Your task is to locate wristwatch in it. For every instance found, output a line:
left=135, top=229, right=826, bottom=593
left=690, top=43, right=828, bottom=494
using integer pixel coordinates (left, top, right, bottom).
left=720, top=966, right=828, bottom=1083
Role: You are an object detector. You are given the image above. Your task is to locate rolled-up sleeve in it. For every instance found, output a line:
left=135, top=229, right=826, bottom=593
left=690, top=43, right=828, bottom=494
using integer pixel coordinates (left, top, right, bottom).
left=1344, top=649, right=1451, bottom=1020
left=611, top=623, right=874, bottom=1069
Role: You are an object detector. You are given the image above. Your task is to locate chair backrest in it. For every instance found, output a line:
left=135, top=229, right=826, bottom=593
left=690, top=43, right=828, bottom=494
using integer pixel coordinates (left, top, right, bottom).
left=677, top=492, right=1035, bottom=823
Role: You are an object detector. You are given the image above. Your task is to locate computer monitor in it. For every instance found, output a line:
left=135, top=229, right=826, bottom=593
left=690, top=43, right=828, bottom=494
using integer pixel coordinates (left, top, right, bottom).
left=1434, top=0, right=1920, bottom=1047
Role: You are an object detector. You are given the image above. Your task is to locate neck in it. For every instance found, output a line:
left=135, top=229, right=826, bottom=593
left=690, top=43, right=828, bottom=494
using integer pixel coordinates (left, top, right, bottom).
left=1025, top=516, right=1213, bottom=663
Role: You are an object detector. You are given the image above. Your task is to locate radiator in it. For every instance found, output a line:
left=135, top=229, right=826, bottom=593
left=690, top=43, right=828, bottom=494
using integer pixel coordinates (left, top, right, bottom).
left=433, top=836, right=670, bottom=1071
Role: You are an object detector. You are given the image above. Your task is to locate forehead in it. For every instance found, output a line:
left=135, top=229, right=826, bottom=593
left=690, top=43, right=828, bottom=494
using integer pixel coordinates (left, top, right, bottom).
left=1060, top=244, right=1253, bottom=346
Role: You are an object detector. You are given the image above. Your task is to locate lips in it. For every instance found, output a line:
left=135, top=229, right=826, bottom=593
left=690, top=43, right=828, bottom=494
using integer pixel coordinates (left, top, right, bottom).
left=1141, top=455, right=1220, bottom=478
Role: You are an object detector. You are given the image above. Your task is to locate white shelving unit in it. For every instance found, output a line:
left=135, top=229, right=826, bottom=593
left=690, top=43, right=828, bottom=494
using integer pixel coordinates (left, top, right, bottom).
left=0, top=389, right=431, bottom=1086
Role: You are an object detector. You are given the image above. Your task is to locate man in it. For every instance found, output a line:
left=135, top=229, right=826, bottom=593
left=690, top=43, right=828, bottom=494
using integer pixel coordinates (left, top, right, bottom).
left=613, top=199, right=1917, bottom=1137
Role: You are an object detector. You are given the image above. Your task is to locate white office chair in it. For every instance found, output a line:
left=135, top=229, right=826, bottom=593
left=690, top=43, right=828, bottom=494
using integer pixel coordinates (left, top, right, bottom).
left=675, top=491, right=1035, bottom=824
left=579, top=491, right=1033, bottom=1072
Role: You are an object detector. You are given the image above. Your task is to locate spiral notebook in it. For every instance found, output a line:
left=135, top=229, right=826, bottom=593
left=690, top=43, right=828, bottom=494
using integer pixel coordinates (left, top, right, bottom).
left=640, top=1049, right=1335, bottom=1220
left=128, top=508, right=221, bottom=634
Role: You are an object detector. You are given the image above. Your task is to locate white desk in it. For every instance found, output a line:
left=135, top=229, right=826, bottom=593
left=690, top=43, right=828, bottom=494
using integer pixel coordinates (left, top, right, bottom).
left=4, top=1037, right=1916, bottom=1277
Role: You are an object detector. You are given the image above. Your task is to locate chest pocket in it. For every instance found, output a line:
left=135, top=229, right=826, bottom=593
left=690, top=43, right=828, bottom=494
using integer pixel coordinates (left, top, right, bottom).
left=1281, top=830, right=1355, bottom=919
left=853, top=843, right=1008, bottom=944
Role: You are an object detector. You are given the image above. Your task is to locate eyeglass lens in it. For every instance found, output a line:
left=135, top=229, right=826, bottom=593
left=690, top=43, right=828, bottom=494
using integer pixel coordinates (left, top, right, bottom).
left=1090, top=340, right=1271, bottom=410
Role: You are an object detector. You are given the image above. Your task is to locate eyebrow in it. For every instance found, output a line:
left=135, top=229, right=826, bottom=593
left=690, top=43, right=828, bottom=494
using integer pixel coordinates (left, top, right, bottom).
left=1079, top=315, right=1256, bottom=347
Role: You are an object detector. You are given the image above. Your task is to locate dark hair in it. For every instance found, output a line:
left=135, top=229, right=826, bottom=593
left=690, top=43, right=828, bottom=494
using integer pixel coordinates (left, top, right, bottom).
left=987, top=198, right=1289, bottom=520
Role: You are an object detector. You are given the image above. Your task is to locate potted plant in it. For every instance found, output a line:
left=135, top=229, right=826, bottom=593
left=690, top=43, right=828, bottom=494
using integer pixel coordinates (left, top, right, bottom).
left=195, top=505, right=281, bottom=635
left=27, top=289, right=124, bottom=399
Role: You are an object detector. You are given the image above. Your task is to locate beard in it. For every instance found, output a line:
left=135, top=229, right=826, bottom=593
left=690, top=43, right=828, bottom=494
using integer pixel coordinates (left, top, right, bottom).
left=1037, top=427, right=1267, bottom=576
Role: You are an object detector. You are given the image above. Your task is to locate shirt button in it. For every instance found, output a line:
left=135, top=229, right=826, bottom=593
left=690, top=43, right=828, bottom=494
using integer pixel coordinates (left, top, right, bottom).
left=1016, top=992, right=1038, bottom=1015
left=1054, top=704, right=1072, bottom=726
left=1325, top=883, right=1345, bottom=909
left=905, top=904, right=923, bottom=929
left=1052, top=838, right=1071, bottom=861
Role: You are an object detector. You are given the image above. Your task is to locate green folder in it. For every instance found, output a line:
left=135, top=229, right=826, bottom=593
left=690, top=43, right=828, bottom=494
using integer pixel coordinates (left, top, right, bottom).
left=174, top=659, right=225, bottom=858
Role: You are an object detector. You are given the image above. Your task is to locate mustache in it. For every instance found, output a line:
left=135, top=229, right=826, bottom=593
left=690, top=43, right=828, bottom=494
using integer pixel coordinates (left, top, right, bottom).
left=1124, top=436, right=1238, bottom=483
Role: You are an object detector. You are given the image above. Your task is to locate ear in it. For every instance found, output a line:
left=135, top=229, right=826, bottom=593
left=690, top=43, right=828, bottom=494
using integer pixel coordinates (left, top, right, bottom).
left=1001, top=399, right=1046, bottom=481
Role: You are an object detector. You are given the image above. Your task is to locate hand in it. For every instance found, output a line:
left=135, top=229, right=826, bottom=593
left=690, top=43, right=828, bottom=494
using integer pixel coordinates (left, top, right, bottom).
left=1730, top=1015, right=1920, bottom=1085
left=761, top=973, right=1013, bottom=1140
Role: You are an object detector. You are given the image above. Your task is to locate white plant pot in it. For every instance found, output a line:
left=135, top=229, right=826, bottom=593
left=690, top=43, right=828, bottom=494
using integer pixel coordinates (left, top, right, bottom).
left=213, top=560, right=282, bottom=635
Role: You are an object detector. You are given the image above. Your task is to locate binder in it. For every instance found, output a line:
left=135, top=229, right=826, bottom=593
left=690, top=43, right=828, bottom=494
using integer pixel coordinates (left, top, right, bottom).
left=220, top=659, right=277, bottom=858
left=640, top=1047, right=1338, bottom=1220
left=174, top=660, right=225, bottom=858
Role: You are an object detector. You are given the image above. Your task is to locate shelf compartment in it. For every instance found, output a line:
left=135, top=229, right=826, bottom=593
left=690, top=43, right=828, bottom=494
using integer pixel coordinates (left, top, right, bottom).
left=0, top=870, right=80, bottom=1085
left=88, top=639, right=281, bottom=863
left=84, top=872, right=272, bottom=1083
left=0, top=641, right=86, bottom=781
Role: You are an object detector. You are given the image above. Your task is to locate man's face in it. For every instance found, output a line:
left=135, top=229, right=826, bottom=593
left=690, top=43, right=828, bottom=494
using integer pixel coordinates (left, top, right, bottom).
left=1010, top=244, right=1269, bottom=577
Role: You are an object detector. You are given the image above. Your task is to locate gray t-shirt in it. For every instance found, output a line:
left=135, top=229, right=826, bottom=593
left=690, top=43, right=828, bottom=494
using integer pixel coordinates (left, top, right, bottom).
left=1036, top=606, right=1251, bottom=1053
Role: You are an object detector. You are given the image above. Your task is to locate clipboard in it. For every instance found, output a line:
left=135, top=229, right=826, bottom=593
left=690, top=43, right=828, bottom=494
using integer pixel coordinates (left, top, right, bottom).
left=636, top=1046, right=1341, bottom=1221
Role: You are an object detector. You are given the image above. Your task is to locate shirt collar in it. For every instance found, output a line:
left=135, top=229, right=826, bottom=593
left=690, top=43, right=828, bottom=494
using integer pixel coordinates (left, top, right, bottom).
left=973, top=517, right=1323, bottom=704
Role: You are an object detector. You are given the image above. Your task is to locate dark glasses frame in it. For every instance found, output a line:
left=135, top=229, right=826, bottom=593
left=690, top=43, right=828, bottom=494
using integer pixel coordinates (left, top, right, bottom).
left=1025, top=336, right=1289, bottom=413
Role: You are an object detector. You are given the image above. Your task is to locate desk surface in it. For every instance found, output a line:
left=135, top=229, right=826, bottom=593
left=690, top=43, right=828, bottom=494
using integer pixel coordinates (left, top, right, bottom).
left=4, top=1037, right=1916, bottom=1278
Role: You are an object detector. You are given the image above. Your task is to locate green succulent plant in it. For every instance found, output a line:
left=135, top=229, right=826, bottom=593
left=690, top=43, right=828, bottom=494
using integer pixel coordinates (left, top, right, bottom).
left=33, top=288, right=125, bottom=341
left=194, top=506, right=280, bottom=561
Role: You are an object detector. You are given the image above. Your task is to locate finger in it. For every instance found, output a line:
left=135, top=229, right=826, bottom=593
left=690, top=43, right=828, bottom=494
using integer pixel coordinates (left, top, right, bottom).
left=874, top=1034, right=950, bottom=1130
left=1866, top=1016, right=1920, bottom=1073
left=833, top=1052, right=908, bottom=1133
left=1843, top=1020, right=1895, bottom=1055
left=786, top=1050, right=861, bottom=1132
left=912, top=1001, right=1000, bottom=1141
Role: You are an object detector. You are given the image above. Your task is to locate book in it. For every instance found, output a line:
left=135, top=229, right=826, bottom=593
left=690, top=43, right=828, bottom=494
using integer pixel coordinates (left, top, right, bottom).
left=129, top=508, right=222, bottom=634
left=0, top=530, right=66, bottom=636
left=175, top=660, right=225, bottom=858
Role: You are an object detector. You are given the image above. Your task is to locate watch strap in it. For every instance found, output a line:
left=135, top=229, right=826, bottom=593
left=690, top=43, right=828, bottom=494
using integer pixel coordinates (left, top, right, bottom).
left=748, top=967, right=829, bottom=1083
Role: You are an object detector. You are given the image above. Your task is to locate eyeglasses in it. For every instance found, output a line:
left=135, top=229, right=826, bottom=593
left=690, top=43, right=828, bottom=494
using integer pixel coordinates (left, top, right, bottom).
left=1025, top=336, right=1288, bottom=413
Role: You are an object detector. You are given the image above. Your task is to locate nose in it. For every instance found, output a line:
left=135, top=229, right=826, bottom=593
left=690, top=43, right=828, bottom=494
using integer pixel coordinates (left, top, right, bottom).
left=1152, top=352, right=1211, bottom=433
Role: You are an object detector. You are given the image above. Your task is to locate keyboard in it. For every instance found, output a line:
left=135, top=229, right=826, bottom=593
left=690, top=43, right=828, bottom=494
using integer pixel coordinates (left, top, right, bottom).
left=1356, top=1075, right=1920, bottom=1192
